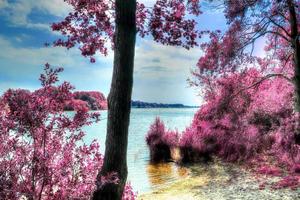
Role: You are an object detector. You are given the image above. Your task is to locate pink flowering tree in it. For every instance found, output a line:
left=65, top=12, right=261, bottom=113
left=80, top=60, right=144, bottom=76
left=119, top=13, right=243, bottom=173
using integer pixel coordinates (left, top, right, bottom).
left=187, top=0, right=300, bottom=165
left=51, top=0, right=203, bottom=198
left=182, top=64, right=300, bottom=188
left=0, top=64, right=136, bottom=200
left=192, top=0, right=299, bottom=110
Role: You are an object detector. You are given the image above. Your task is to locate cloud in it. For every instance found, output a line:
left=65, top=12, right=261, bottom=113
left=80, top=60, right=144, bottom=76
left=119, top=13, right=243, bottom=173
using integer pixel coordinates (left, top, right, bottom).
left=134, top=40, right=201, bottom=78
left=132, top=40, right=203, bottom=105
left=0, top=33, right=203, bottom=105
left=0, top=0, right=71, bottom=31
left=0, top=0, right=8, bottom=9
left=139, top=66, right=167, bottom=72
left=0, top=35, right=113, bottom=96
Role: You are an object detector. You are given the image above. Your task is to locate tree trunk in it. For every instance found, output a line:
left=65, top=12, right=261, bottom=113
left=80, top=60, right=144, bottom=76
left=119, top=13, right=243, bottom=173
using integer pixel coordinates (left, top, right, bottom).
left=288, top=0, right=300, bottom=112
left=92, top=0, right=136, bottom=199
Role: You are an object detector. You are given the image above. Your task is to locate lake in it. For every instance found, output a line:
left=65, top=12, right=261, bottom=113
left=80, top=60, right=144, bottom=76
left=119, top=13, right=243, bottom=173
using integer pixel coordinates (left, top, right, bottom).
left=83, top=108, right=198, bottom=194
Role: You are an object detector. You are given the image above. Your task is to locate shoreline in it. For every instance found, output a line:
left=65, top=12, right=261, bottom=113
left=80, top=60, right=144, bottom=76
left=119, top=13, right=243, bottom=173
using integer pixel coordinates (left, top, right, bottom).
left=138, top=161, right=300, bottom=200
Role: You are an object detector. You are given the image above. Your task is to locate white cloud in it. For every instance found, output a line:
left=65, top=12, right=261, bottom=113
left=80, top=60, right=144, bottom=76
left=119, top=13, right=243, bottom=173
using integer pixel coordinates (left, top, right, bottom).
left=132, top=40, right=203, bottom=105
left=0, top=35, right=113, bottom=96
left=35, top=1, right=72, bottom=17
left=134, top=40, right=202, bottom=84
left=0, top=34, right=203, bottom=105
left=0, top=0, right=71, bottom=31
left=0, top=0, right=8, bottom=9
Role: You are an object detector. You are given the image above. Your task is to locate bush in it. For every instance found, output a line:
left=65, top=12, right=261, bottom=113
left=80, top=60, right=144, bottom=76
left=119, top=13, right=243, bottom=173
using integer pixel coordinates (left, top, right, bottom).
left=179, top=125, right=218, bottom=163
left=146, top=117, right=178, bottom=163
left=183, top=67, right=300, bottom=188
left=0, top=64, right=135, bottom=200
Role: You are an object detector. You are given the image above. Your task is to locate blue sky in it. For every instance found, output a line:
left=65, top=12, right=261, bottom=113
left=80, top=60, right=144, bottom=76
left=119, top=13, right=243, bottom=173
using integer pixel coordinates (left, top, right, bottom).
left=0, top=0, right=230, bottom=105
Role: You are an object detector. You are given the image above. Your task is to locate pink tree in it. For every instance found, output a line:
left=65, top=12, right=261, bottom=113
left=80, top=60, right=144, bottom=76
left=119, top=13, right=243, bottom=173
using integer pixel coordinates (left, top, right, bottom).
left=51, top=0, right=202, bottom=198
left=0, top=64, right=103, bottom=199
left=0, top=65, right=137, bottom=200
left=193, top=0, right=299, bottom=110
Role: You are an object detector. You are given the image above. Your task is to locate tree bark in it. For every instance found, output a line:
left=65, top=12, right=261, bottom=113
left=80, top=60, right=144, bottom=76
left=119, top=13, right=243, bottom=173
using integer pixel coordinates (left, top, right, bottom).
left=287, top=0, right=300, bottom=112
left=92, top=0, right=136, bottom=199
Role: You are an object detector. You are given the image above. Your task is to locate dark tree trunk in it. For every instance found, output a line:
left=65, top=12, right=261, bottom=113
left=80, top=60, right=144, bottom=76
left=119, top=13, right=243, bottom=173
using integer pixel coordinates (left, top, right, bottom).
left=288, top=0, right=300, bottom=112
left=92, top=0, right=136, bottom=199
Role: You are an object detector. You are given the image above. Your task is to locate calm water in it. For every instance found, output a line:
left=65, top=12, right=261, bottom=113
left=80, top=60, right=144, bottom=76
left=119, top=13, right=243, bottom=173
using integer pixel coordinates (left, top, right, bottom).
left=83, top=108, right=197, bottom=193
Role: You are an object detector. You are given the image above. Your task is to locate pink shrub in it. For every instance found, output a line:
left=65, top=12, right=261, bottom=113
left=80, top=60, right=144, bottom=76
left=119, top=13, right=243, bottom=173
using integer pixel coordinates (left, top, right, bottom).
left=179, top=125, right=218, bottom=163
left=257, top=166, right=282, bottom=176
left=122, top=183, right=137, bottom=200
left=0, top=64, right=135, bottom=200
left=272, top=176, right=300, bottom=190
left=181, top=68, right=298, bottom=166
left=186, top=65, right=300, bottom=188
left=146, top=117, right=178, bottom=162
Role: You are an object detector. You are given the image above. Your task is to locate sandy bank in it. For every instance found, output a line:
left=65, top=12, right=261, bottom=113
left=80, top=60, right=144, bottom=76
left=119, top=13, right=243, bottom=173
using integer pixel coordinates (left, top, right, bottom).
left=138, top=161, right=300, bottom=200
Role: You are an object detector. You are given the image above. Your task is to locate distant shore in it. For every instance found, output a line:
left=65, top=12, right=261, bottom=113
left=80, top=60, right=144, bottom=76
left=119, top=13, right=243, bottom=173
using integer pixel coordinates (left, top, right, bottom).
left=131, top=100, right=198, bottom=109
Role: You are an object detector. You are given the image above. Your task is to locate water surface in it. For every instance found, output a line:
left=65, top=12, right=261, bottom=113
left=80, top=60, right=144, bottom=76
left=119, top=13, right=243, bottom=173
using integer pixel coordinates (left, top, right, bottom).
left=83, top=108, right=197, bottom=193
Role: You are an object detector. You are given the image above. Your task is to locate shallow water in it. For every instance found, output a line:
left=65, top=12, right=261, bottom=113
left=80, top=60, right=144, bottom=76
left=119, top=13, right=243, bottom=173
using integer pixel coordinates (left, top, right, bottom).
left=83, top=108, right=197, bottom=193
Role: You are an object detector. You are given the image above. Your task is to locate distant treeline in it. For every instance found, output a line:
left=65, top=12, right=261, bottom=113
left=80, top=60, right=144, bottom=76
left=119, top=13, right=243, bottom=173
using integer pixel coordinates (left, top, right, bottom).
left=131, top=100, right=197, bottom=108
left=64, top=92, right=197, bottom=110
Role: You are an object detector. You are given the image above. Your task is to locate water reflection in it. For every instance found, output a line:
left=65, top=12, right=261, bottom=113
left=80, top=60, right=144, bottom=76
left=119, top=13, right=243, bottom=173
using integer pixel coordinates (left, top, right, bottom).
left=146, top=162, right=189, bottom=190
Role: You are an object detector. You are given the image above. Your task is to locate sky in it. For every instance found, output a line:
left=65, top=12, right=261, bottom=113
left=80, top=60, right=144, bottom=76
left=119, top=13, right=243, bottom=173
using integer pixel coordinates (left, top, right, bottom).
left=0, top=0, right=230, bottom=106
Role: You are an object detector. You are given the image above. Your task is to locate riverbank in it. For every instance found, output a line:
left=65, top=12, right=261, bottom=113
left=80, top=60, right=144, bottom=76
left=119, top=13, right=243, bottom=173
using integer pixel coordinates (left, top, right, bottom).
left=138, top=161, right=300, bottom=200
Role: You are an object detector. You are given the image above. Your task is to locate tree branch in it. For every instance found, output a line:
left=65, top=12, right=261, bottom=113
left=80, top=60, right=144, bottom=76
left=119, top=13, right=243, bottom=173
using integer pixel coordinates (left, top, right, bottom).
left=231, top=73, right=293, bottom=100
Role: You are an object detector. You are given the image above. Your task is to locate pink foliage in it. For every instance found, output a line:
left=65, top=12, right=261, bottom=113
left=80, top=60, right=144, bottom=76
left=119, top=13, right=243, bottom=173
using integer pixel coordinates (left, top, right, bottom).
left=186, top=65, right=300, bottom=188
left=64, top=91, right=107, bottom=111
left=146, top=117, right=178, bottom=162
left=272, top=176, right=300, bottom=190
left=183, top=0, right=300, bottom=190
left=257, top=166, right=282, bottom=176
left=122, top=183, right=137, bottom=200
left=0, top=64, right=135, bottom=199
left=73, top=91, right=107, bottom=110
left=191, top=0, right=298, bottom=90
left=51, top=0, right=202, bottom=62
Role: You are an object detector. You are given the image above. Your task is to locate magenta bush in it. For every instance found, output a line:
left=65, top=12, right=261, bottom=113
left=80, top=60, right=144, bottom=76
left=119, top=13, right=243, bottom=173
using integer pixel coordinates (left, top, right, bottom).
left=183, top=66, right=300, bottom=188
left=272, top=176, right=300, bottom=190
left=179, top=125, right=218, bottom=163
left=146, top=117, right=178, bottom=163
left=0, top=64, right=135, bottom=200
left=257, top=166, right=282, bottom=176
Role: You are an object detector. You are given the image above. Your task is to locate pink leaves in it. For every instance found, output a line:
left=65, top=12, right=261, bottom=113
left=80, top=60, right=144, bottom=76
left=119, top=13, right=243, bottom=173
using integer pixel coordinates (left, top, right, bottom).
left=0, top=64, right=102, bottom=199
left=122, top=183, right=137, bottom=200
left=146, top=117, right=179, bottom=162
left=272, top=176, right=300, bottom=190
left=52, top=0, right=202, bottom=62
left=174, top=3, right=185, bottom=19
left=146, top=117, right=179, bottom=148
left=0, top=64, right=136, bottom=199
left=52, top=0, right=114, bottom=60
left=147, top=0, right=199, bottom=49
left=257, top=166, right=282, bottom=176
